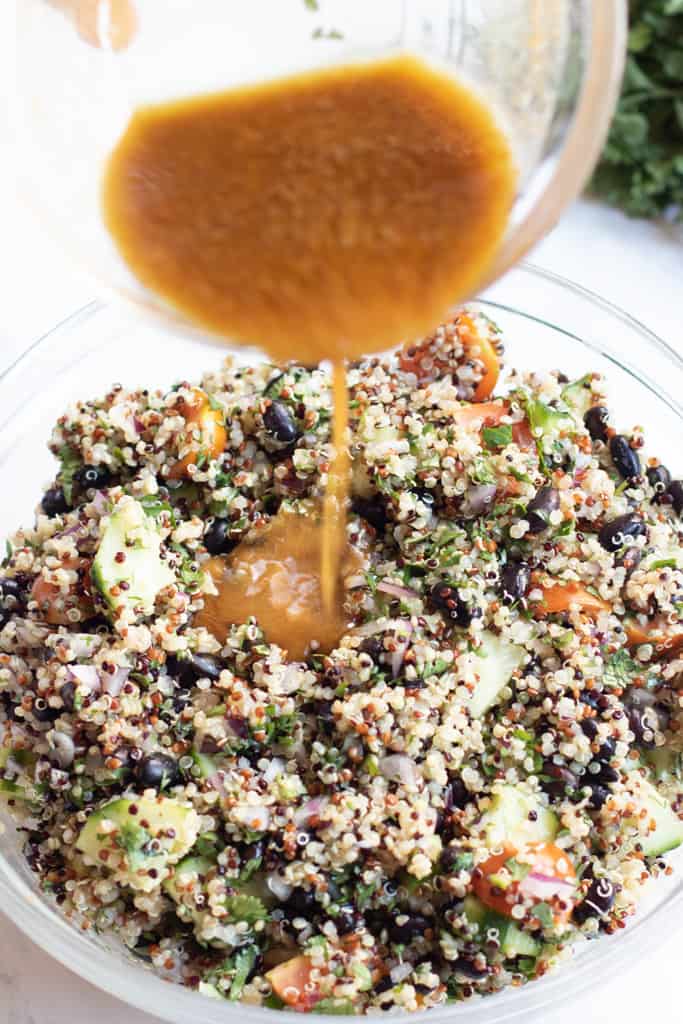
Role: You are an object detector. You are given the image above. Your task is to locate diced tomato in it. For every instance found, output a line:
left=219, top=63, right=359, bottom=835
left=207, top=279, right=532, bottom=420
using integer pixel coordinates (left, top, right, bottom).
left=511, top=418, right=535, bottom=450
left=473, top=842, right=576, bottom=924
left=625, top=617, right=683, bottom=655
left=398, top=313, right=500, bottom=401
left=456, top=313, right=500, bottom=401
left=168, top=388, right=226, bottom=480
left=451, top=401, right=509, bottom=429
left=531, top=577, right=610, bottom=619
left=266, top=954, right=321, bottom=1011
left=30, top=558, right=93, bottom=625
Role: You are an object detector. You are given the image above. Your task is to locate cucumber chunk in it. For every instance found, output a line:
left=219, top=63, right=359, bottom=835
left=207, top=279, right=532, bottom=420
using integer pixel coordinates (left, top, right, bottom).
left=92, top=497, right=175, bottom=617
left=625, top=774, right=683, bottom=857
left=164, top=854, right=215, bottom=902
left=468, top=632, right=525, bottom=718
left=482, top=784, right=558, bottom=849
left=463, top=894, right=539, bottom=958
left=77, top=795, right=199, bottom=891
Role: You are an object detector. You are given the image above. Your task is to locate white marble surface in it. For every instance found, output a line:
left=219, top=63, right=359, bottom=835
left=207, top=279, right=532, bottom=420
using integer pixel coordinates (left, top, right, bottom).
left=1, top=10, right=683, bottom=1014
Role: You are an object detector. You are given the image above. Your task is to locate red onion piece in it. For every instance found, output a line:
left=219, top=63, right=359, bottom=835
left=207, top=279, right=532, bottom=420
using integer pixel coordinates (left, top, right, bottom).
left=389, top=620, right=413, bottom=677
left=90, top=490, right=110, bottom=515
left=377, top=581, right=419, bottom=602
left=379, top=754, right=419, bottom=786
left=207, top=771, right=228, bottom=797
left=294, top=796, right=329, bottom=828
left=101, top=667, right=129, bottom=696
left=521, top=871, right=575, bottom=902
left=68, top=665, right=101, bottom=691
left=462, top=484, right=497, bottom=517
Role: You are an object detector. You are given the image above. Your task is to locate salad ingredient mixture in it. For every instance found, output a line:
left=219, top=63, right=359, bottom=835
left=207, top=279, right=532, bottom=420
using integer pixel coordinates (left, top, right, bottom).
left=1, top=310, right=682, bottom=1013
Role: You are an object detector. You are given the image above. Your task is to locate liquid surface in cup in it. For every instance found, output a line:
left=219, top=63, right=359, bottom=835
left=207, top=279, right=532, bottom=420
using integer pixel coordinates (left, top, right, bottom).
left=103, top=54, right=516, bottom=361
left=103, top=54, right=516, bottom=653
left=195, top=505, right=364, bottom=661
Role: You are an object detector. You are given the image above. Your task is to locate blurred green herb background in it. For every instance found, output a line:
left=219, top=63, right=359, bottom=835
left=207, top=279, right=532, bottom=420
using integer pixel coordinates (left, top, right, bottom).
left=592, top=0, right=683, bottom=220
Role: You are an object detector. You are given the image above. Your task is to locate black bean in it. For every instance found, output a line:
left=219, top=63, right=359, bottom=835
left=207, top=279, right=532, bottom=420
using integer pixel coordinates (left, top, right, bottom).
left=573, top=876, right=615, bottom=924
left=452, top=957, right=488, bottom=980
left=414, top=488, right=435, bottom=508
left=430, top=583, right=473, bottom=627
left=609, top=435, right=641, bottom=481
left=647, top=465, right=671, bottom=497
left=352, top=496, right=387, bottom=534
left=500, top=561, right=530, bottom=604
left=579, top=690, right=601, bottom=710
left=668, top=480, right=683, bottom=515
left=59, top=681, right=77, bottom=713
left=284, top=887, right=317, bottom=915
left=41, top=486, right=69, bottom=518
left=598, top=514, right=647, bottom=553
left=584, top=406, right=610, bottom=443
left=203, top=517, right=239, bottom=556
left=541, top=760, right=579, bottom=800
left=166, top=652, right=223, bottom=686
left=580, top=719, right=598, bottom=741
left=595, top=736, right=616, bottom=762
left=0, top=579, right=24, bottom=630
left=586, top=784, right=609, bottom=810
left=526, top=487, right=560, bottom=534
left=626, top=704, right=663, bottom=753
left=374, top=976, right=395, bottom=995
left=334, top=904, right=362, bottom=936
left=134, top=753, right=181, bottom=791
left=359, top=636, right=384, bottom=662
left=74, top=464, right=111, bottom=490
left=263, top=401, right=299, bottom=444
left=31, top=699, right=60, bottom=723
left=310, top=699, right=336, bottom=737
left=594, top=763, right=619, bottom=784
left=0, top=692, right=19, bottom=721
left=445, top=778, right=471, bottom=812
left=388, top=914, right=431, bottom=944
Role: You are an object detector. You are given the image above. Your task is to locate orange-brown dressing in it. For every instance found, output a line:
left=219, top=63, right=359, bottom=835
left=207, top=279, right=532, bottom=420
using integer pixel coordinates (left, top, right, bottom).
left=195, top=506, right=363, bottom=660
left=103, top=54, right=516, bottom=362
left=103, top=54, right=516, bottom=651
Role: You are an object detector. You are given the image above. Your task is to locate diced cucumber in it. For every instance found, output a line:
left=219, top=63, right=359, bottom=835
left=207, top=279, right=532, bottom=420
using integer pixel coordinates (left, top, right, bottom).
left=198, top=982, right=224, bottom=1000
left=643, top=747, right=681, bottom=782
left=92, top=497, right=175, bottom=617
left=524, top=397, right=573, bottom=438
left=76, top=796, right=199, bottom=891
left=482, top=785, right=558, bottom=849
left=625, top=774, right=683, bottom=857
left=164, top=854, right=215, bottom=907
left=561, top=375, right=595, bottom=419
left=463, top=894, right=539, bottom=958
left=191, top=750, right=218, bottom=779
left=468, top=632, right=525, bottom=718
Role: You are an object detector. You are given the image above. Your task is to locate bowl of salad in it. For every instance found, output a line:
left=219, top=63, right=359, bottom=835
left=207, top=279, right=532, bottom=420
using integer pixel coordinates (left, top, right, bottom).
left=0, top=263, right=681, bottom=1023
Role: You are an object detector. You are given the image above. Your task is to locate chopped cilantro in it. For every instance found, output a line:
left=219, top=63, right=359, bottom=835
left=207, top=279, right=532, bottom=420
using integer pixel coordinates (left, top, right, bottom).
left=603, top=648, right=641, bottom=687
left=483, top=424, right=513, bottom=449
left=224, top=893, right=269, bottom=925
left=57, top=445, right=82, bottom=504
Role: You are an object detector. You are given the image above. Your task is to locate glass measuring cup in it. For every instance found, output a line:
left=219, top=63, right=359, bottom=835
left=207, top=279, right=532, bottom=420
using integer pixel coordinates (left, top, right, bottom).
left=15, top=0, right=627, bottom=343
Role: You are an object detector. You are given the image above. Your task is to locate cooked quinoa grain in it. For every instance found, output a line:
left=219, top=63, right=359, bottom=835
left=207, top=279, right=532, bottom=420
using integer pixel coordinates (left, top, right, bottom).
left=1, top=309, right=683, bottom=1013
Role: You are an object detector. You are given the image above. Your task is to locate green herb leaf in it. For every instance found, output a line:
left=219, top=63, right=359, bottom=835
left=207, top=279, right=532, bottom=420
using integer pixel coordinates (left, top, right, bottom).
left=592, top=0, right=683, bottom=220
left=483, top=424, right=513, bottom=449
left=532, top=902, right=555, bottom=929
left=603, top=647, right=641, bottom=687
left=57, top=446, right=82, bottom=505
left=224, top=893, right=269, bottom=925
left=228, top=946, right=258, bottom=1000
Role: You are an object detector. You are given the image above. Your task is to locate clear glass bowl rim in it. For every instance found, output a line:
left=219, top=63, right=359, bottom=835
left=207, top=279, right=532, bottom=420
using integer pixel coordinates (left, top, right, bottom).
left=0, top=260, right=681, bottom=1024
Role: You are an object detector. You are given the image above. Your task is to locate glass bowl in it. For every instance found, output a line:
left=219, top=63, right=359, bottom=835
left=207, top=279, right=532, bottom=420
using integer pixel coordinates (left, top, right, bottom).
left=14, top=0, right=626, bottom=342
left=0, top=263, right=682, bottom=1023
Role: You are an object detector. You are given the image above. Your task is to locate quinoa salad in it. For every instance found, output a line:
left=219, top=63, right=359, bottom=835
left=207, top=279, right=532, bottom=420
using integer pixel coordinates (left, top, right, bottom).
left=1, top=310, right=683, bottom=1014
